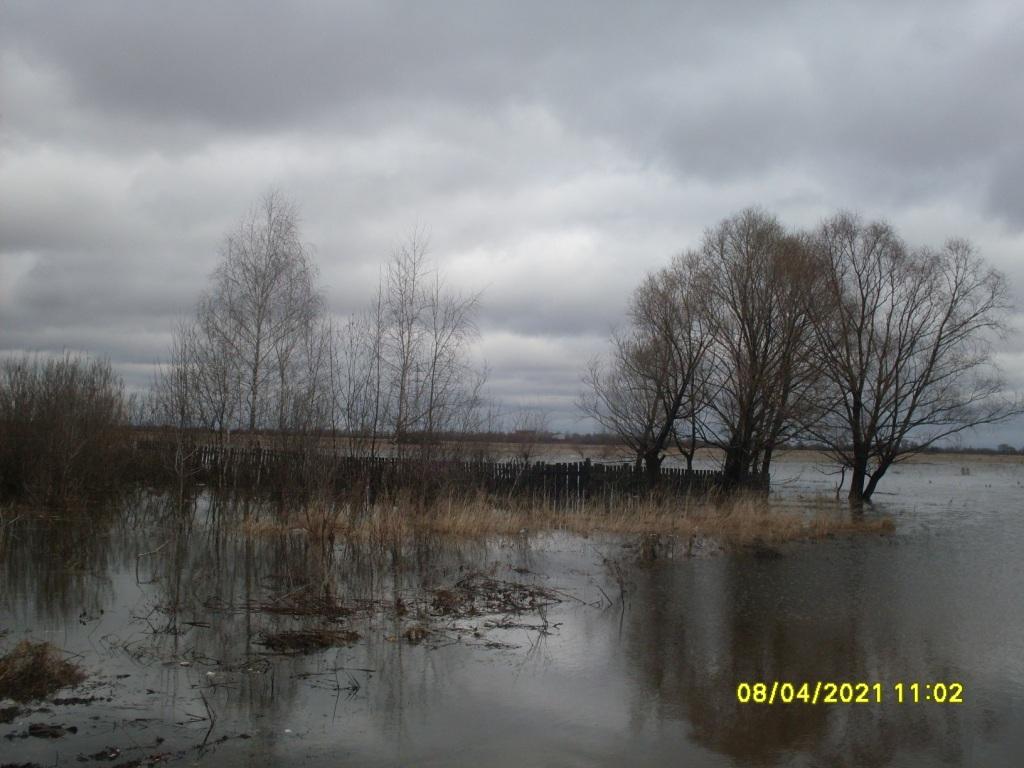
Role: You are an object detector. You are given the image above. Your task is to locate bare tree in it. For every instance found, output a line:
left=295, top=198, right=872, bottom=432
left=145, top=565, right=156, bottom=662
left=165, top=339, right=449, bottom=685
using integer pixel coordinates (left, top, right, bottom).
left=150, top=322, right=205, bottom=495
left=580, top=252, right=711, bottom=485
left=330, top=232, right=487, bottom=461
left=807, top=212, right=1020, bottom=502
left=636, top=253, right=714, bottom=471
left=155, top=191, right=328, bottom=442
left=509, top=407, right=552, bottom=464
left=693, top=209, right=822, bottom=486
left=380, top=234, right=485, bottom=457
left=332, top=297, right=389, bottom=458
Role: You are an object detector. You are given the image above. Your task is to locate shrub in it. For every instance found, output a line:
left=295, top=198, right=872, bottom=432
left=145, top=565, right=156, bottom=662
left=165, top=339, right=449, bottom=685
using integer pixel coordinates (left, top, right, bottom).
left=0, top=353, right=127, bottom=503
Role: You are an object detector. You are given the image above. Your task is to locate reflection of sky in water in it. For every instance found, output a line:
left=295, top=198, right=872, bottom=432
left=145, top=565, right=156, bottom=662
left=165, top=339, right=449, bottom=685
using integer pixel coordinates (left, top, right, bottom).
left=1, top=456, right=1023, bottom=766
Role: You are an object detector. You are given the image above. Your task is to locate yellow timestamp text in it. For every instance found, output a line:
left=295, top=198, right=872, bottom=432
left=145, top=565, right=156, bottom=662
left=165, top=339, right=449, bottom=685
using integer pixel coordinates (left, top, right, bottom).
left=735, top=681, right=964, bottom=705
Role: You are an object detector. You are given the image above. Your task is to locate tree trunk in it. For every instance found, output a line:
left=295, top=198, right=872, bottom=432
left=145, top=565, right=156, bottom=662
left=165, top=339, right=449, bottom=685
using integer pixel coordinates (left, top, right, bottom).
left=722, top=441, right=749, bottom=489
left=643, top=451, right=662, bottom=489
left=861, top=461, right=890, bottom=501
left=847, top=457, right=867, bottom=504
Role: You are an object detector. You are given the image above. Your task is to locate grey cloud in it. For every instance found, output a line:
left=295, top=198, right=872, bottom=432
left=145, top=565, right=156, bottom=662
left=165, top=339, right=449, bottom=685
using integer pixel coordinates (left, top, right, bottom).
left=988, top=149, right=1024, bottom=227
left=2, top=0, right=1022, bottom=440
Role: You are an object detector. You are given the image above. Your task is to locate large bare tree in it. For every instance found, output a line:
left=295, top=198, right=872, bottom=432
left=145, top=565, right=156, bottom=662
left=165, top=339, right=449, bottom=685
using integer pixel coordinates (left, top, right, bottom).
left=383, top=234, right=485, bottom=456
left=155, top=191, right=329, bottom=439
left=693, top=209, right=823, bottom=486
left=807, top=213, right=1019, bottom=502
left=205, top=190, right=324, bottom=432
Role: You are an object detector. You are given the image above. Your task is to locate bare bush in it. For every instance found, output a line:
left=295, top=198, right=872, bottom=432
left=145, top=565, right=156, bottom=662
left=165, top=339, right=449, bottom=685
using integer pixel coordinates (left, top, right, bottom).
left=0, top=353, right=127, bottom=502
left=508, top=407, right=552, bottom=464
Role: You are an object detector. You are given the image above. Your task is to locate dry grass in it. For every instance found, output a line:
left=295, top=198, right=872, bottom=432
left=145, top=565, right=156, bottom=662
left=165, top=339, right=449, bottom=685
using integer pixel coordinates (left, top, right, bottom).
left=235, top=490, right=894, bottom=547
left=0, top=640, right=86, bottom=702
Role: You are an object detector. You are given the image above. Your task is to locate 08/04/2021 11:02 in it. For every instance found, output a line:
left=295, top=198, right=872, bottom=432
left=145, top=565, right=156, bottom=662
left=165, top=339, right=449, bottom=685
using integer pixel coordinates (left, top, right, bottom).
left=735, top=681, right=965, bottom=705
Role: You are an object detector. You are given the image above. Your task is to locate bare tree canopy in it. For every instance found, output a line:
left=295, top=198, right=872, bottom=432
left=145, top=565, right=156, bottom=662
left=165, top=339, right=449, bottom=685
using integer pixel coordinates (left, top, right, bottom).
left=581, top=206, right=1018, bottom=498
left=693, top=209, right=822, bottom=485
left=153, top=205, right=487, bottom=470
left=579, top=251, right=711, bottom=485
left=330, top=232, right=487, bottom=459
left=154, top=191, right=330, bottom=437
left=807, top=212, right=1021, bottom=501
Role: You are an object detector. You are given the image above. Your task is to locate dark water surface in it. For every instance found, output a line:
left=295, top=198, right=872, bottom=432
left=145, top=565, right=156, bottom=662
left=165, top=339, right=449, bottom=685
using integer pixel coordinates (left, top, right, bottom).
left=2, top=455, right=1023, bottom=767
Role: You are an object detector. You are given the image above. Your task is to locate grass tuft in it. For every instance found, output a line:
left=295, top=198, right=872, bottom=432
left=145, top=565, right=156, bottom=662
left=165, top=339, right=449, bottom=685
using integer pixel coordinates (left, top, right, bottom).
left=0, top=640, right=86, bottom=703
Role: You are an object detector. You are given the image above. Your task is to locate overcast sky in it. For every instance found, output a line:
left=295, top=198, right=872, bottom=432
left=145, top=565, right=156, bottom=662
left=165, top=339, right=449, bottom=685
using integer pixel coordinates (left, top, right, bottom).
left=1, top=1, right=1022, bottom=444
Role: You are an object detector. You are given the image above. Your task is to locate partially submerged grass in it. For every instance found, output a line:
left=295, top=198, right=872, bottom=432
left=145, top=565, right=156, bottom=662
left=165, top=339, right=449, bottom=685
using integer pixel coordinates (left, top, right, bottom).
left=253, top=587, right=351, bottom=619
left=258, top=628, right=361, bottom=654
left=0, top=640, right=86, bottom=702
left=235, top=489, right=894, bottom=547
left=428, top=574, right=561, bottom=618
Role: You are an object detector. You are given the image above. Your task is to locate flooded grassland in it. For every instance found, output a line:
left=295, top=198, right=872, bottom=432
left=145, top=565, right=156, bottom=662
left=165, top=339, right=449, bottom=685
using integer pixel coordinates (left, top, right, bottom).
left=1, top=453, right=1023, bottom=766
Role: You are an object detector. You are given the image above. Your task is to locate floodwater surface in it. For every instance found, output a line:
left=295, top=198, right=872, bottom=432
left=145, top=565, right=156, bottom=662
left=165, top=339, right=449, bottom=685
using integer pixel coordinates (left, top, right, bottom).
left=2, top=454, right=1023, bottom=767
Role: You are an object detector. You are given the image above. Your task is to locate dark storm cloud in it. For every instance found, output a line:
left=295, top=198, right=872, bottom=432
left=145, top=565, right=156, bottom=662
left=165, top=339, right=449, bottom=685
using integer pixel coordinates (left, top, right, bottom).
left=1, top=0, right=1022, bottom=437
left=2, top=3, right=771, bottom=129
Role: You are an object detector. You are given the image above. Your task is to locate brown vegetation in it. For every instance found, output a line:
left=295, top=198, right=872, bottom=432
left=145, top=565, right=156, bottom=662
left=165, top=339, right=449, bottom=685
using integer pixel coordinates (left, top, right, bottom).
left=428, top=574, right=561, bottom=617
left=0, top=353, right=128, bottom=504
left=235, top=489, right=894, bottom=547
left=0, top=640, right=86, bottom=702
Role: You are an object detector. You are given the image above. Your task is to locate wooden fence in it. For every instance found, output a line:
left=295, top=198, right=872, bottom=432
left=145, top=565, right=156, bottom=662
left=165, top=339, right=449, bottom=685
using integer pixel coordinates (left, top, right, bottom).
left=132, top=439, right=769, bottom=503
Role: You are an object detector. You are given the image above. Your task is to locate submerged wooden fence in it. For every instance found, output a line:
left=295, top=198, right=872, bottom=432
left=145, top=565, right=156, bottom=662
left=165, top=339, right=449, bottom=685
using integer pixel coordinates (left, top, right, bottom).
left=133, top=439, right=769, bottom=502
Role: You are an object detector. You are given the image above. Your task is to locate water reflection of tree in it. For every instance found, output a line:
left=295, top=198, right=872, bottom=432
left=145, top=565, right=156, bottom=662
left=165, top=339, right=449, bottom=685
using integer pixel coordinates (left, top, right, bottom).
left=621, top=548, right=998, bottom=766
left=0, top=502, right=131, bottom=625
left=139, top=492, right=496, bottom=744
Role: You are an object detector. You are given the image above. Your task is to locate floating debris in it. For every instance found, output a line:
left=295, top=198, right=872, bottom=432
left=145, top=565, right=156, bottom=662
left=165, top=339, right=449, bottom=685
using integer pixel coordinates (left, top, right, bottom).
left=403, top=625, right=430, bottom=644
left=429, top=574, right=561, bottom=618
left=258, top=628, right=361, bottom=654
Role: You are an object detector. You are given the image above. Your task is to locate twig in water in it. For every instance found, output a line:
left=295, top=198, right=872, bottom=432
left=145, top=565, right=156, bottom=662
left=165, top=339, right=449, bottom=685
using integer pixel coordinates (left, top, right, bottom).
left=198, top=689, right=216, bottom=748
left=592, top=581, right=614, bottom=609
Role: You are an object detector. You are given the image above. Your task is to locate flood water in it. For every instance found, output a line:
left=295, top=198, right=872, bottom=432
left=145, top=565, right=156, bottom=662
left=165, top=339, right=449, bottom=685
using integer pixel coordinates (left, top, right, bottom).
left=2, top=454, right=1023, bottom=767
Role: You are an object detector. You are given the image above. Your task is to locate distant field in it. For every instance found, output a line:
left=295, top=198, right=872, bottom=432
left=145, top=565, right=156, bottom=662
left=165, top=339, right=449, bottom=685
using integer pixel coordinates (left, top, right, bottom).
left=129, top=427, right=1023, bottom=467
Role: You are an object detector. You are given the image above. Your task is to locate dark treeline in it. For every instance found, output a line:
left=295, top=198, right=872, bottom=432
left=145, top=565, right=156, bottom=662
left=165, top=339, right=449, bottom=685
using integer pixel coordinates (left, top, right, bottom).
left=582, top=208, right=1019, bottom=501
